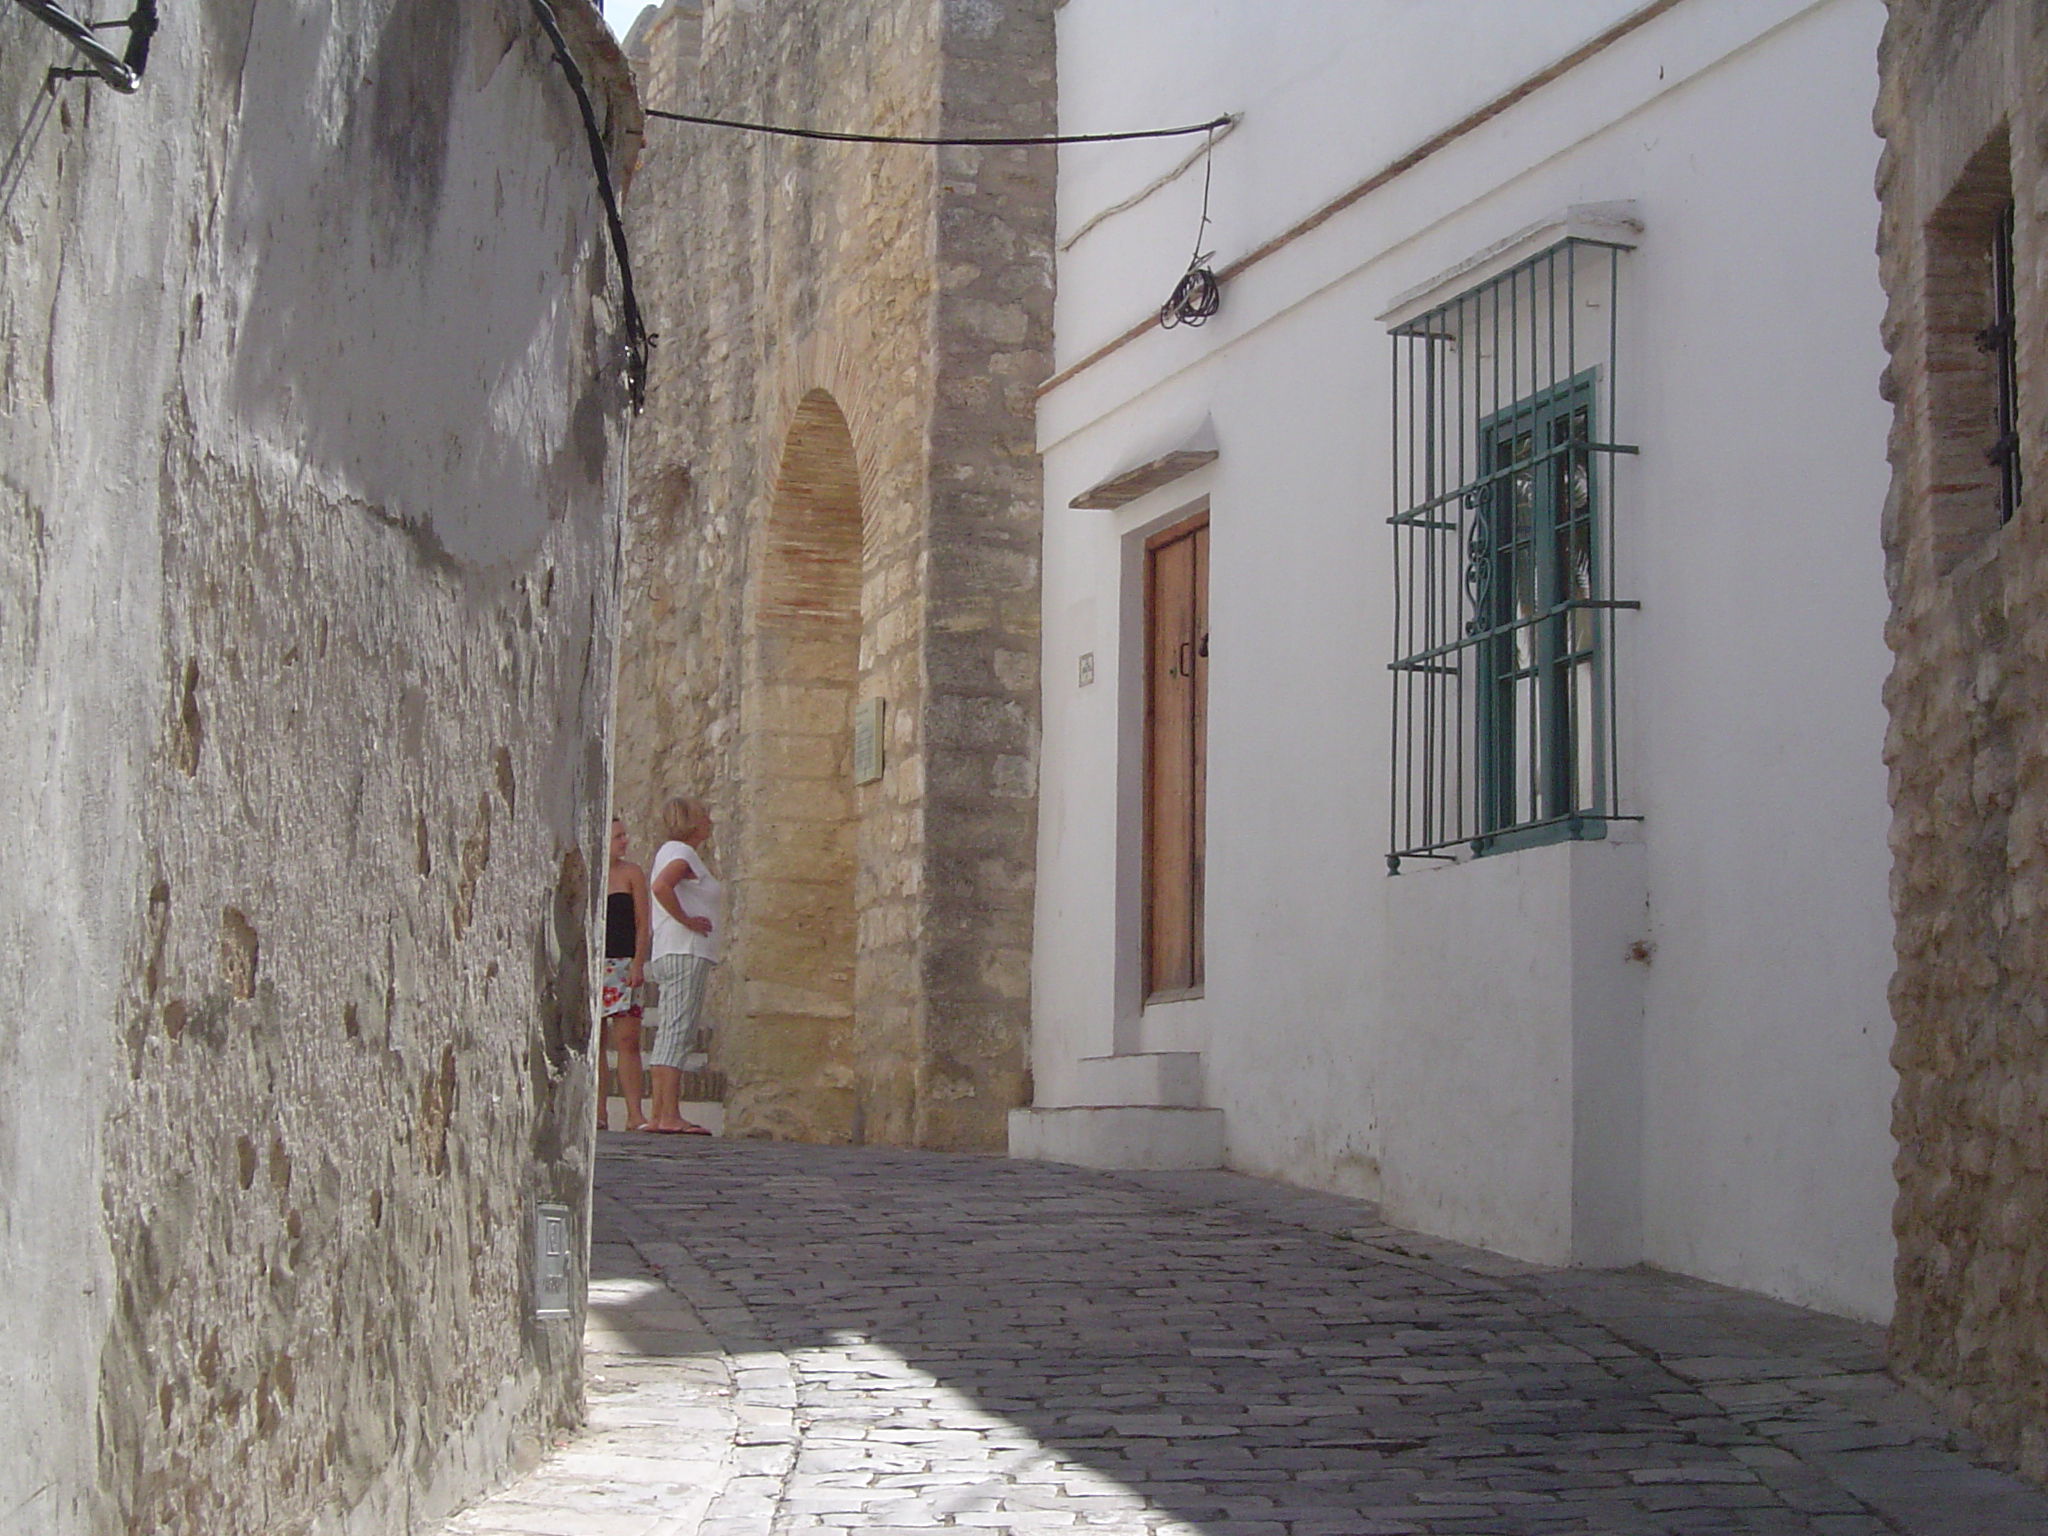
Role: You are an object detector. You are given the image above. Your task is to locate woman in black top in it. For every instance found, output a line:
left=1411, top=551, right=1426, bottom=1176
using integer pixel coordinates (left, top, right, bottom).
left=600, top=818, right=653, bottom=1130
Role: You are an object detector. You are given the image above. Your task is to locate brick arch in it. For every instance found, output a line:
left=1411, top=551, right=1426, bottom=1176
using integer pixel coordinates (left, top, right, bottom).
left=729, top=389, right=865, bottom=1141
left=755, top=390, right=866, bottom=630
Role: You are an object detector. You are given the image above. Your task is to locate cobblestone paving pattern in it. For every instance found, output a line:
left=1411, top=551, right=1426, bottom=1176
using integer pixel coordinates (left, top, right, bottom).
left=441, top=1139, right=2048, bottom=1536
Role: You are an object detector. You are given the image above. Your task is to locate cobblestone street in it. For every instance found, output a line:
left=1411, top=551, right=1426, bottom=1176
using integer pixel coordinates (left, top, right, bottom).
left=439, top=1140, right=2048, bottom=1536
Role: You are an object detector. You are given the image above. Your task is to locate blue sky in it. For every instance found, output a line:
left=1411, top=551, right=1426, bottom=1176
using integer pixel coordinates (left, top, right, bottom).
left=602, top=1, right=653, bottom=37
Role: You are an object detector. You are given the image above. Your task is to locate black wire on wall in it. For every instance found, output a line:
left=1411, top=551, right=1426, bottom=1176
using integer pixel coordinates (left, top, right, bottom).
left=13, top=0, right=158, bottom=92
left=18, top=0, right=1231, bottom=409
left=541, top=4, right=1236, bottom=411
left=1159, top=124, right=1221, bottom=328
left=643, top=106, right=1233, bottom=149
left=647, top=107, right=1235, bottom=335
left=528, top=0, right=651, bottom=413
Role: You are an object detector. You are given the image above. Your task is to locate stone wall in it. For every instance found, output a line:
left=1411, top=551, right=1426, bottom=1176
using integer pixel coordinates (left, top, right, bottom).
left=1876, top=0, right=2048, bottom=1482
left=0, top=2, right=638, bottom=1530
left=614, top=0, right=1052, bottom=1150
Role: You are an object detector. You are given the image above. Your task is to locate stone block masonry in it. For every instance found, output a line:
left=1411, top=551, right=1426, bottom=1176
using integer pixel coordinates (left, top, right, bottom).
left=1875, top=0, right=2048, bottom=1486
left=614, top=0, right=1053, bottom=1151
left=0, top=2, right=639, bottom=1530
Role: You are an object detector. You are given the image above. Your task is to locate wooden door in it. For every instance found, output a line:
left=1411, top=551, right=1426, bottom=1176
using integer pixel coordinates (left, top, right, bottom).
left=1144, top=512, right=1209, bottom=1000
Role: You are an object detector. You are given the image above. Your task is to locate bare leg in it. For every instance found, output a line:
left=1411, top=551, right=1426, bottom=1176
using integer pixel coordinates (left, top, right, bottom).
left=613, top=1015, right=647, bottom=1130
left=648, top=1064, right=682, bottom=1130
left=645, top=1066, right=709, bottom=1133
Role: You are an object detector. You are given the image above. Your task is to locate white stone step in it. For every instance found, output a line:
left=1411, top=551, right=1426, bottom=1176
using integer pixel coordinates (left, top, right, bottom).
left=1008, top=1105, right=1225, bottom=1171
left=1064, top=1050, right=1206, bottom=1108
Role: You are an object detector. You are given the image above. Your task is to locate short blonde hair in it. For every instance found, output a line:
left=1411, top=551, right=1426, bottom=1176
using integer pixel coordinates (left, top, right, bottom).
left=660, top=795, right=708, bottom=842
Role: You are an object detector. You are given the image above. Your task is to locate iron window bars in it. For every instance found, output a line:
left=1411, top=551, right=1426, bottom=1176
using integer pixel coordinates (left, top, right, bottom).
left=1388, top=236, right=1639, bottom=871
left=1984, top=199, right=2022, bottom=525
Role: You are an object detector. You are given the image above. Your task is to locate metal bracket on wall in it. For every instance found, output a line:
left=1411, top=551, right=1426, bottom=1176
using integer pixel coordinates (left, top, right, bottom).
left=13, top=0, right=158, bottom=93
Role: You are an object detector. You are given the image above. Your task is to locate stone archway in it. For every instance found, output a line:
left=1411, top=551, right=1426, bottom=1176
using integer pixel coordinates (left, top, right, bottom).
left=725, top=390, right=865, bottom=1140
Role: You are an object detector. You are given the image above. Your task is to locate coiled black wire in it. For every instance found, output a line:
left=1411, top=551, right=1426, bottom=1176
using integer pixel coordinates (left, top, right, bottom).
left=1159, top=126, right=1222, bottom=329
left=1160, top=265, right=1220, bottom=329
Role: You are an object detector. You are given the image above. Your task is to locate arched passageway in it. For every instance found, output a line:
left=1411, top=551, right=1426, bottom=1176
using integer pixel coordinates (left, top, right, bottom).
left=728, top=390, right=865, bottom=1139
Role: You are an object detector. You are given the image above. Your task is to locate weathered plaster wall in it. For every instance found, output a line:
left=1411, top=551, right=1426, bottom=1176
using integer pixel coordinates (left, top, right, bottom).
left=1876, top=0, right=2048, bottom=1482
left=614, top=0, right=1051, bottom=1150
left=0, top=2, right=637, bottom=1530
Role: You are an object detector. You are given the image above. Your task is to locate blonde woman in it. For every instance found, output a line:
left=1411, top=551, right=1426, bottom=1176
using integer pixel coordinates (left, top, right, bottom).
left=642, top=795, right=723, bottom=1134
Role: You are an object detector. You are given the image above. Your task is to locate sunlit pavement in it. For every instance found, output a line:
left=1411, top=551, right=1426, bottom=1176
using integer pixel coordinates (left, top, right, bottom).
left=436, top=1138, right=2048, bottom=1536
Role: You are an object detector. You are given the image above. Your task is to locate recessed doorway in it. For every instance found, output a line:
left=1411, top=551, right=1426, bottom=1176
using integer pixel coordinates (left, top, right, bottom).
left=1143, top=508, right=1209, bottom=1002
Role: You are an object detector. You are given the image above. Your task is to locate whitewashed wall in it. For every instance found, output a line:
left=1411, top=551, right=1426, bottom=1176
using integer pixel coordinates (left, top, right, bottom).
left=1022, top=0, right=1897, bottom=1319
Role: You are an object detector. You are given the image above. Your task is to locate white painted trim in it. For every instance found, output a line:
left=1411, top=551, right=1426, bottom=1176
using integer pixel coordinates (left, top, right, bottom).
left=1378, top=201, right=1644, bottom=330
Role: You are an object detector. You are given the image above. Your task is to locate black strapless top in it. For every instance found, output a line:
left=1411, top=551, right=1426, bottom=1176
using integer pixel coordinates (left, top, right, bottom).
left=605, top=891, right=636, bottom=959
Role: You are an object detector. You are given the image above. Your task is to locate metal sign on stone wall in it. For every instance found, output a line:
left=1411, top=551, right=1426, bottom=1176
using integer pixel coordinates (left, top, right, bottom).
left=533, top=1202, right=573, bottom=1320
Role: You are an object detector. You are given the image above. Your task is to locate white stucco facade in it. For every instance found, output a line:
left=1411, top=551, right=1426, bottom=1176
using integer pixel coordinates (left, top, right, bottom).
left=1015, top=0, right=1899, bottom=1320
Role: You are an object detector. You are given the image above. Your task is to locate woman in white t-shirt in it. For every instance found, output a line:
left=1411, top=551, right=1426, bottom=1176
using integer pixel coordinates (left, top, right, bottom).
left=642, top=795, right=725, bottom=1134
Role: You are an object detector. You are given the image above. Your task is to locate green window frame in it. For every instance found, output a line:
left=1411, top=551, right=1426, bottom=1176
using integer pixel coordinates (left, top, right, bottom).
left=1472, top=374, right=1602, bottom=851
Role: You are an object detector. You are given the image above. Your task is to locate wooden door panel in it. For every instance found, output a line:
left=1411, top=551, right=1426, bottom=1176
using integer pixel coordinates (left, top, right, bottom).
left=1147, top=532, right=1194, bottom=994
left=1190, top=520, right=1207, bottom=990
left=1144, top=512, right=1208, bottom=1000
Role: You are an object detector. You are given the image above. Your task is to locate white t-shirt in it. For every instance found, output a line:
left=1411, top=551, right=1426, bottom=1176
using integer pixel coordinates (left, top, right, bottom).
left=649, top=840, right=724, bottom=963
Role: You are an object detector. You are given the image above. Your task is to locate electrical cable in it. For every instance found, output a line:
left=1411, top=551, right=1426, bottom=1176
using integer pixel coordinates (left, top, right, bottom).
left=648, top=104, right=1234, bottom=330
left=1160, top=265, right=1220, bottom=329
left=13, top=0, right=156, bottom=92
left=1159, top=125, right=1221, bottom=328
left=527, top=0, right=650, bottom=413
left=643, top=106, right=1233, bottom=148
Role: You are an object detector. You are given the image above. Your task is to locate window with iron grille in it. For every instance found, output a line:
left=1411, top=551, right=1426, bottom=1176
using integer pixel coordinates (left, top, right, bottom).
left=1924, top=134, right=2021, bottom=565
left=1987, top=199, right=2022, bottom=526
left=1387, top=236, right=1640, bottom=870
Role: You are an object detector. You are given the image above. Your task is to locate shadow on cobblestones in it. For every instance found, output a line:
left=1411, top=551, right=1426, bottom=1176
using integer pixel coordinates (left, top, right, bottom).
left=584, top=1138, right=2047, bottom=1536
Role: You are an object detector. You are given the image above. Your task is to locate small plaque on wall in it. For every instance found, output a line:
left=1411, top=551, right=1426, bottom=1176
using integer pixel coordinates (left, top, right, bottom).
left=853, top=697, right=885, bottom=786
left=533, top=1202, right=572, bottom=1321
